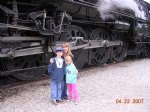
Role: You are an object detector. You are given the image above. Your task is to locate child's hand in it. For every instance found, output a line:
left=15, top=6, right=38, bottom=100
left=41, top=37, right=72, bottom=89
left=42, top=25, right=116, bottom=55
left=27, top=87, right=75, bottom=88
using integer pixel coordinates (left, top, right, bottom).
left=50, top=58, right=54, bottom=64
left=75, top=69, right=78, bottom=74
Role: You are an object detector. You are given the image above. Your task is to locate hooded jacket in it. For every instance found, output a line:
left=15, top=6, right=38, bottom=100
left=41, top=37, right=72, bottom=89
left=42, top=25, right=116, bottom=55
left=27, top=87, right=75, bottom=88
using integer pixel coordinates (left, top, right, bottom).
left=48, top=57, right=65, bottom=81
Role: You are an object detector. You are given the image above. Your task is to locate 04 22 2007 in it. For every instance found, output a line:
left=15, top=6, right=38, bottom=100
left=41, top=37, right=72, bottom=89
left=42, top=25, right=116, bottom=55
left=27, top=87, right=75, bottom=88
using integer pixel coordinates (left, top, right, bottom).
left=115, top=99, right=144, bottom=104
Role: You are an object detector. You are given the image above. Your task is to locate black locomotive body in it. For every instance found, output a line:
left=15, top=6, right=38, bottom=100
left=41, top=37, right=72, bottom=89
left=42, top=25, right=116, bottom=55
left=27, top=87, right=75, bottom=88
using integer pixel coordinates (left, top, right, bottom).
left=0, top=0, right=150, bottom=80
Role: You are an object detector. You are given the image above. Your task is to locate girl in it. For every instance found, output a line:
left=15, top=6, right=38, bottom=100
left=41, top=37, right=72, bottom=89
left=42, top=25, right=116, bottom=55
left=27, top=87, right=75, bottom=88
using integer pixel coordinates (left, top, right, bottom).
left=65, top=55, right=78, bottom=105
left=62, top=42, right=73, bottom=58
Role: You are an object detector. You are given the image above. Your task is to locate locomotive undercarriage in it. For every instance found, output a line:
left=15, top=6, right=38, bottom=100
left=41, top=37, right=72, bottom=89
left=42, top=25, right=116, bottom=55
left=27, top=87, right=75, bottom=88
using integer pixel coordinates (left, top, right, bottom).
left=0, top=0, right=149, bottom=80
left=0, top=23, right=127, bottom=80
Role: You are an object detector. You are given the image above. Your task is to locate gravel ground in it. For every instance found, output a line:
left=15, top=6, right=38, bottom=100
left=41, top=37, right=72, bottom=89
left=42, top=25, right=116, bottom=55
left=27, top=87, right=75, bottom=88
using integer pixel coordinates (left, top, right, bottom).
left=1, top=58, right=150, bottom=112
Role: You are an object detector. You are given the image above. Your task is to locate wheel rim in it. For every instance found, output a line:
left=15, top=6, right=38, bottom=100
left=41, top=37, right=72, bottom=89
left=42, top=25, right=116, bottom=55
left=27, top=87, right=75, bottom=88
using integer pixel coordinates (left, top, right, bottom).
left=90, top=28, right=111, bottom=65
left=111, top=34, right=127, bottom=62
left=3, top=54, right=45, bottom=80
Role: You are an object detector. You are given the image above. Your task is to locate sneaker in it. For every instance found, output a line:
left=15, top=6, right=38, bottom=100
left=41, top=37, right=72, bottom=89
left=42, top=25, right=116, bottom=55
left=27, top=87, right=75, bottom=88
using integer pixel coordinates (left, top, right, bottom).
left=66, top=99, right=70, bottom=102
left=66, top=99, right=72, bottom=102
left=57, top=99, right=63, bottom=103
left=52, top=100, right=57, bottom=105
left=74, top=101, right=78, bottom=105
left=62, top=97, right=68, bottom=100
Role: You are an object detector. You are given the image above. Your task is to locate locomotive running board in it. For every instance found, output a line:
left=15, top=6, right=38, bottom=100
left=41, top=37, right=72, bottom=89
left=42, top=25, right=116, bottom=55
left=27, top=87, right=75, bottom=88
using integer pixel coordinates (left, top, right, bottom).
left=0, top=39, right=123, bottom=58
left=69, top=39, right=123, bottom=50
left=0, top=66, right=47, bottom=76
left=83, top=40, right=123, bottom=49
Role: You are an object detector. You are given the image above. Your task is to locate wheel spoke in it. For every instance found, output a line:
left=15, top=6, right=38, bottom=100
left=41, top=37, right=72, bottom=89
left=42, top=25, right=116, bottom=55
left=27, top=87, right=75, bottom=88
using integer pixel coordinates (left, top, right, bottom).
left=90, top=28, right=111, bottom=65
left=111, top=34, right=127, bottom=62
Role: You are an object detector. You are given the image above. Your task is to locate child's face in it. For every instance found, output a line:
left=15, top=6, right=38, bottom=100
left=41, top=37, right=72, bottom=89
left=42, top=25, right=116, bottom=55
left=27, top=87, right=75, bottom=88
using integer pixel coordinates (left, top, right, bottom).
left=56, top=51, right=63, bottom=57
left=65, top=58, right=71, bottom=65
left=63, top=46, right=68, bottom=53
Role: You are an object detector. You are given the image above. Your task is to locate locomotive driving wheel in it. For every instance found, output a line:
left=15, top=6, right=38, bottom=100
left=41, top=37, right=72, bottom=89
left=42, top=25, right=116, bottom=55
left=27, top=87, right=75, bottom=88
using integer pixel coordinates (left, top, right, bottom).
left=90, top=28, right=111, bottom=65
left=111, top=33, right=127, bottom=62
left=60, top=25, right=88, bottom=69
left=3, top=54, right=45, bottom=80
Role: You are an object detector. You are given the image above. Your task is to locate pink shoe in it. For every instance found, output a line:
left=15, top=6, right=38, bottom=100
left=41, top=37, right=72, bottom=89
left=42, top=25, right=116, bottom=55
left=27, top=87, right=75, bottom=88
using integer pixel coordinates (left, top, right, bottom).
left=74, top=101, right=78, bottom=105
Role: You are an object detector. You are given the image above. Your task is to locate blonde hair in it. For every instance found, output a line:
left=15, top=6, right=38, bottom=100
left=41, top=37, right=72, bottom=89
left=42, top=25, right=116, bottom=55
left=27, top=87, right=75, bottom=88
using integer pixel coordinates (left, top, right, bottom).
left=62, top=42, right=73, bottom=58
left=65, top=55, right=73, bottom=63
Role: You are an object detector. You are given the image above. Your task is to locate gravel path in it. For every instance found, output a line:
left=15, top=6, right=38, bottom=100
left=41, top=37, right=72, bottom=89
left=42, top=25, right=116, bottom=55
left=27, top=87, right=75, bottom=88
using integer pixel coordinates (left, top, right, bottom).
left=1, top=58, right=150, bottom=112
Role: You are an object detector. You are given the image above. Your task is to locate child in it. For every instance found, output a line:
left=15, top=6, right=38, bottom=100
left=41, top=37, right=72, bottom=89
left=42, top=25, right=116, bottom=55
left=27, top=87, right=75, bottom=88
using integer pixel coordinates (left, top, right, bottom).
left=65, top=55, right=78, bottom=105
left=48, top=46, right=65, bottom=105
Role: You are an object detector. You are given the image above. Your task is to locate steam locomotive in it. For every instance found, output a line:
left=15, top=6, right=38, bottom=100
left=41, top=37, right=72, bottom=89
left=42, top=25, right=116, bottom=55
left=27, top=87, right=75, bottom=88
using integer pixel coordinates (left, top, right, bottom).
left=0, top=0, right=150, bottom=80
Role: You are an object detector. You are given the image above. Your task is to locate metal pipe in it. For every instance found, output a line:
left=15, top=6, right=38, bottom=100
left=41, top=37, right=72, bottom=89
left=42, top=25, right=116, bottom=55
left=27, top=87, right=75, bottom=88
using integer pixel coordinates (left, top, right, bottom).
left=59, top=12, right=65, bottom=33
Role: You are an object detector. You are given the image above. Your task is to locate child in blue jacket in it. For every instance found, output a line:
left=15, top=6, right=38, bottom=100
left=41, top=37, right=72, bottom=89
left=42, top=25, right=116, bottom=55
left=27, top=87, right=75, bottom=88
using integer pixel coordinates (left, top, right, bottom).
left=65, top=55, right=78, bottom=105
left=48, top=46, right=65, bottom=105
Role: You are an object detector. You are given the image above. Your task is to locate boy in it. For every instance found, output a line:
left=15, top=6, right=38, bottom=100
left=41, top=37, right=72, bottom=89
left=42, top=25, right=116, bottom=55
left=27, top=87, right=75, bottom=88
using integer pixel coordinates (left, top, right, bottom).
left=48, top=46, right=65, bottom=105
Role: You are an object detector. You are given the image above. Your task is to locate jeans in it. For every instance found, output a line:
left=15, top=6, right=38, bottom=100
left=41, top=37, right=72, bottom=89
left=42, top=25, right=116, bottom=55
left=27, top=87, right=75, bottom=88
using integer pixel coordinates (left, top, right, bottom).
left=50, top=80, right=63, bottom=100
left=61, top=80, right=68, bottom=99
left=67, top=83, right=78, bottom=101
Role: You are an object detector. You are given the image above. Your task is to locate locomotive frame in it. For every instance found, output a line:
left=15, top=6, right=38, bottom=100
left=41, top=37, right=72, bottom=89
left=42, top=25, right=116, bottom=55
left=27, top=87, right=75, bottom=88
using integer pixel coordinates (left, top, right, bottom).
left=0, top=0, right=150, bottom=80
